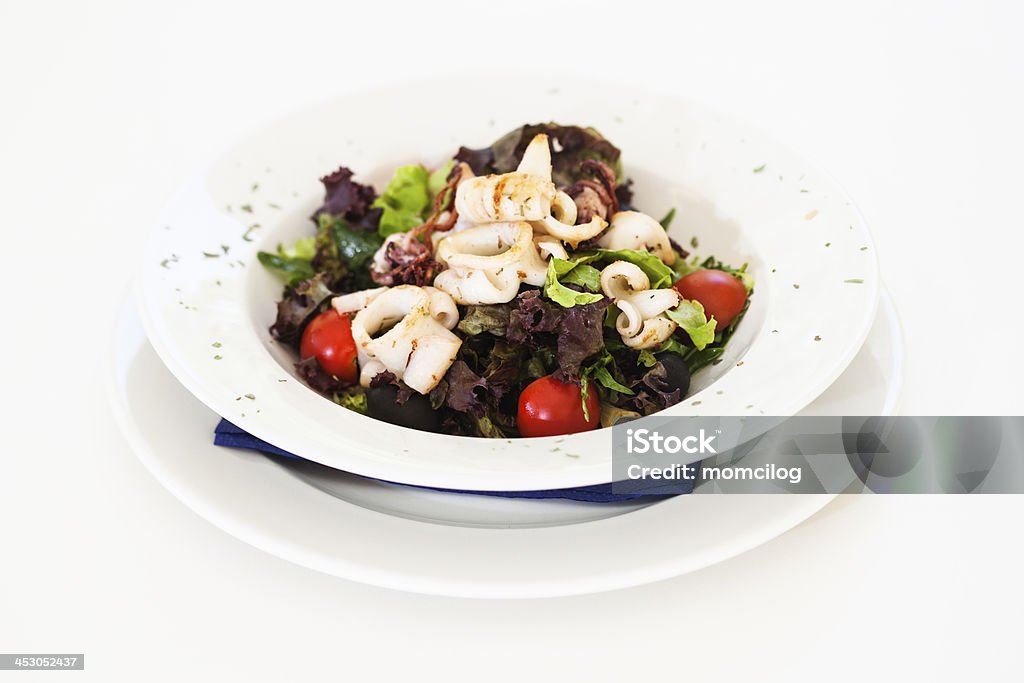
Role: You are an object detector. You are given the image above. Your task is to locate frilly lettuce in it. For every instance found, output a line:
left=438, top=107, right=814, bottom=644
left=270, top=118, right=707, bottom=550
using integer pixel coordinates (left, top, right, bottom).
left=373, top=165, right=432, bottom=237
left=574, top=248, right=675, bottom=289
left=544, top=258, right=604, bottom=308
left=373, top=161, right=456, bottom=237
left=665, top=299, right=717, bottom=350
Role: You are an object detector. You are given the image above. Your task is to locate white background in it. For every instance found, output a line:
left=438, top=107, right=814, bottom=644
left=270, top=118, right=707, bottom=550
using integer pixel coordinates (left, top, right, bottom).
left=3, top=0, right=1023, bottom=680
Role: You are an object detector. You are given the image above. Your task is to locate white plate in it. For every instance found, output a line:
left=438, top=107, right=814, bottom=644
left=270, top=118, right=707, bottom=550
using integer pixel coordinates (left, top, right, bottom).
left=107, top=290, right=902, bottom=597
left=138, top=78, right=879, bottom=491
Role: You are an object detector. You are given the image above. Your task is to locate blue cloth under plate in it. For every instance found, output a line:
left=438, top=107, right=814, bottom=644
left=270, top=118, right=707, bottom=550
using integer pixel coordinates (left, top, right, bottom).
left=213, top=419, right=690, bottom=503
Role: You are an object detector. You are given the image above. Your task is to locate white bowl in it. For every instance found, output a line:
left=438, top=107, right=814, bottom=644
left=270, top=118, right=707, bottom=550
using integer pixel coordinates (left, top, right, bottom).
left=137, top=77, right=879, bottom=491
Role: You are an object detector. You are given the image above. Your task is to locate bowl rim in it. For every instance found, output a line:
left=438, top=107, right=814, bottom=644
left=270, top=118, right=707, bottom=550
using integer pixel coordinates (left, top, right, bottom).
left=136, top=77, right=880, bottom=491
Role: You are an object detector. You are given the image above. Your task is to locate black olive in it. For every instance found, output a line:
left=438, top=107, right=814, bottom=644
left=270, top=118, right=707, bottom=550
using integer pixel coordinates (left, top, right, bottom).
left=656, top=353, right=691, bottom=398
left=366, top=384, right=441, bottom=432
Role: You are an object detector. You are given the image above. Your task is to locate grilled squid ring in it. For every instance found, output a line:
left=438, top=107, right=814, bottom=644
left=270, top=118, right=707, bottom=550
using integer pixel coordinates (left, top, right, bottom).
left=348, top=285, right=462, bottom=394
left=433, top=221, right=550, bottom=304
left=600, top=261, right=681, bottom=349
left=597, top=211, right=677, bottom=265
left=332, top=287, right=389, bottom=316
left=453, top=133, right=606, bottom=247
left=534, top=234, right=568, bottom=261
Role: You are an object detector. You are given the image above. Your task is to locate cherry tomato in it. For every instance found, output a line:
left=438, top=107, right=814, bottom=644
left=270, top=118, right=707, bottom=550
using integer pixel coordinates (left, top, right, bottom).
left=673, top=269, right=748, bottom=332
left=300, top=310, right=358, bottom=384
left=517, top=375, right=601, bottom=438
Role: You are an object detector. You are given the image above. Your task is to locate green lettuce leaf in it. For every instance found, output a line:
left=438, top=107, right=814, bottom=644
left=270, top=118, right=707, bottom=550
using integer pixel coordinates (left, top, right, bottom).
left=428, top=160, right=455, bottom=197
left=576, top=248, right=675, bottom=289
left=333, top=386, right=367, bottom=414
left=682, top=344, right=726, bottom=372
left=655, top=336, right=692, bottom=357
left=258, top=237, right=316, bottom=286
left=372, top=165, right=431, bottom=237
left=544, top=258, right=605, bottom=308
left=636, top=349, right=658, bottom=368
left=669, top=252, right=700, bottom=283
left=665, top=299, right=717, bottom=350
left=581, top=349, right=635, bottom=396
left=313, top=213, right=382, bottom=290
left=592, top=366, right=633, bottom=394
left=559, top=263, right=601, bottom=291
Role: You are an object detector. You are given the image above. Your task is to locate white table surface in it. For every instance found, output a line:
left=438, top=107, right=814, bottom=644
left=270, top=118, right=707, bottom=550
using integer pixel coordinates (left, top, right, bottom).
left=2, top=1, right=1022, bottom=680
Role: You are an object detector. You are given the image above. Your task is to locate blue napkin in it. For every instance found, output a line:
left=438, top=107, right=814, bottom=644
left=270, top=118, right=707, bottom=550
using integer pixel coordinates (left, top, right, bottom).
left=214, top=419, right=689, bottom=503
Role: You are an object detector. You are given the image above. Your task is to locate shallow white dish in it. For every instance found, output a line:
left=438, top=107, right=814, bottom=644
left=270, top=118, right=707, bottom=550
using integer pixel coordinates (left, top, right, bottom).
left=108, top=290, right=902, bottom=597
left=138, top=79, right=879, bottom=491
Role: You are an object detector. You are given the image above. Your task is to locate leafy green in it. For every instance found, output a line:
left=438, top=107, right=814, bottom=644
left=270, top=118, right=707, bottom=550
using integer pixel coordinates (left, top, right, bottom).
left=323, top=214, right=380, bottom=267
left=659, top=208, right=676, bottom=230
left=655, top=336, right=692, bottom=357
left=582, top=349, right=634, bottom=395
left=682, top=345, right=726, bottom=372
left=258, top=237, right=316, bottom=286
left=457, top=304, right=511, bottom=336
left=579, top=375, right=592, bottom=421
left=428, top=160, right=455, bottom=198
left=559, top=263, right=601, bottom=291
left=635, top=338, right=696, bottom=366
left=592, top=365, right=632, bottom=394
left=544, top=258, right=605, bottom=308
left=286, top=237, right=316, bottom=260
left=666, top=299, right=717, bottom=350
left=576, top=249, right=675, bottom=289
left=319, top=211, right=380, bottom=268
left=669, top=252, right=698, bottom=283
left=473, top=415, right=510, bottom=439
left=333, top=386, right=368, bottom=414
left=372, top=165, right=432, bottom=237
left=369, top=161, right=457, bottom=237
left=636, top=349, right=658, bottom=368
left=313, top=213, right=382, bottom=290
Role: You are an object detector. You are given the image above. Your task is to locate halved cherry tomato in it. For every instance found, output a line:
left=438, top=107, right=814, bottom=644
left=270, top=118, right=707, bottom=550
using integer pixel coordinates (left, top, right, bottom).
left=300, top=309, right=358, bottom=384
left=673, top=269, right=748, bottom=332
left=517, top=375, right=601, bottom=438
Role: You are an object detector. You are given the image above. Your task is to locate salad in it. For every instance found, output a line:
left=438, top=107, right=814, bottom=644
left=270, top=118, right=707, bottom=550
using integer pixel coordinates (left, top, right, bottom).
left=259, top=123, right=752, bottom=438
